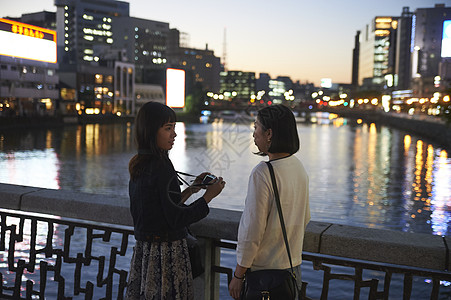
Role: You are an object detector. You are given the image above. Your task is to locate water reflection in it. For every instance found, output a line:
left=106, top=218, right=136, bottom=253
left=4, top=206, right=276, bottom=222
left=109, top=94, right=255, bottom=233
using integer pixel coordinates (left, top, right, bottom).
left=0, top=149, right=59, bottom=189
left=0, top=116, right=449, bottom=236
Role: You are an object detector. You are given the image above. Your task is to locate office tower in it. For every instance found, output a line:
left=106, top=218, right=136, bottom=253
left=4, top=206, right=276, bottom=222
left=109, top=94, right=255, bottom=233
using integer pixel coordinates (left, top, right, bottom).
left=394, top=7, right=414, bottom=90
left=351, top=30, right=360, bottom=88
left=358, top=16, right=398, bottom=89
left=55, top=0, right=134, bottom=115
left=220, top=71, right=256, bottom=102
left=55, top=0, right=129, bottom=65
left=130, top=17, right=170, bottom=86
left=168, top=28, right=221, bottom=94
left=411, top=4, right=451, bottom=97
left=256, top=73, right=271, bottom=93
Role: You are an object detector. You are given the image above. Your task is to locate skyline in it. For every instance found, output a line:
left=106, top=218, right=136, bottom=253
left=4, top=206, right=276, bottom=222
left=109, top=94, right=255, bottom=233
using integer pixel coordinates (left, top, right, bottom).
left=1, top=0, right=448, bottom=86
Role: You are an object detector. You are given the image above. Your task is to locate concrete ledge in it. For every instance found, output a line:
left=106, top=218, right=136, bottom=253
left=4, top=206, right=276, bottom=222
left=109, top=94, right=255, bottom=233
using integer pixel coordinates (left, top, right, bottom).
left=0, top=183, right=43, bottom=210
left=0, top=183, right=132, bottom=226
left=319, top=224, right=447, bottom=270
left=0, top=183, right=448, bottom=272
left=190, top=207, right=241, bottom=241
left=303, top=221, right=332, bottom=253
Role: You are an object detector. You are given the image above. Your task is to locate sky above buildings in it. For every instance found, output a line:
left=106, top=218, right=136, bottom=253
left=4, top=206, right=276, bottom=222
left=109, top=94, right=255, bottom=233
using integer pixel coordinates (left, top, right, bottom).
left=1, top=0, right=448, bottom=86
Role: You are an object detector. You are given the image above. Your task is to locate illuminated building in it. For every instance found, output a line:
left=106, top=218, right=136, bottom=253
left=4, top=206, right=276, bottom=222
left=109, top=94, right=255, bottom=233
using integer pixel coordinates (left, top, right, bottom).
left=411, top=4, right=451, bottom=97
left=0, top=18, right=59, bottom=117
left=130, top=17, right=170, bottom=86
left=55, top=0, right=132, bottom=115
left=357, top=16, right=398, bottom=89
left=355, top=4, right=451, bottom=99
left=168, top=29, right=221, bottom=94
left=220, top=71, right=256, bottom=103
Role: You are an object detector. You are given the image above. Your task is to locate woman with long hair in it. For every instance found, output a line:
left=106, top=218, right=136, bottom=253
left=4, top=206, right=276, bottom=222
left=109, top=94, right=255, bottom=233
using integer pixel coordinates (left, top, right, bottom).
left=126, top=102, right=225, bottom=299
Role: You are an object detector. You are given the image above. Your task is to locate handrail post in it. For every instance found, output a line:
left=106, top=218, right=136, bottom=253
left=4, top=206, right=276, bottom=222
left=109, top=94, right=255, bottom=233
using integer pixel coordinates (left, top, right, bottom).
left=203, top=238, right=220, bottom=300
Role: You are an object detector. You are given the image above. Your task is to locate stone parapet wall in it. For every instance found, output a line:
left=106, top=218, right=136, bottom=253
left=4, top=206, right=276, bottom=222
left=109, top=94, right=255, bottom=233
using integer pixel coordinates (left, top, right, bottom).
left=1, top=182, right=449, bottom=272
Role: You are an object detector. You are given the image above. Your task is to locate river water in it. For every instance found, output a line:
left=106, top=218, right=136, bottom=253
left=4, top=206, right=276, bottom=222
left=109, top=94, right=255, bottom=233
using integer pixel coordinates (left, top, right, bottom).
left=0, top=112, right=450, bottom=298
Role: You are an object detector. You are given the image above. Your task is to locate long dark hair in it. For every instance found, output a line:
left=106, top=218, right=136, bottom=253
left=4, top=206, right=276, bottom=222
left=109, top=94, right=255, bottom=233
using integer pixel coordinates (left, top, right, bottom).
left=129, top=102, right=176, bottom=179
left=256, top=104, right=299, bottom=156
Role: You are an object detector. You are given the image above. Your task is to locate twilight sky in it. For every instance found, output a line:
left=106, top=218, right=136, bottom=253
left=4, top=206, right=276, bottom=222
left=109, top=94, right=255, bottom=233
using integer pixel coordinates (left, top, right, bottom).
left=1, top=0, right=447, bottom=86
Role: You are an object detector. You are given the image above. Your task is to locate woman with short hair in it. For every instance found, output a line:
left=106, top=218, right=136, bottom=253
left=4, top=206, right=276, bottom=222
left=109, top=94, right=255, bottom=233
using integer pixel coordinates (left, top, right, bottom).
left=229, top=104, right=310, bottom=299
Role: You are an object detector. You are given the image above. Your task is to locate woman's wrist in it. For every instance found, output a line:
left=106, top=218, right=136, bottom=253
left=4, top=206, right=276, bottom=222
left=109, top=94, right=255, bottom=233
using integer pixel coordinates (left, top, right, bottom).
left=233, top=271, right=244, bottom=280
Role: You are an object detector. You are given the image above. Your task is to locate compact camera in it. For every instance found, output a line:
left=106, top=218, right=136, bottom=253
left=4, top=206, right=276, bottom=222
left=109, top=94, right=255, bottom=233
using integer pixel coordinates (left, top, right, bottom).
left=202, top=174, right=217, bottom=185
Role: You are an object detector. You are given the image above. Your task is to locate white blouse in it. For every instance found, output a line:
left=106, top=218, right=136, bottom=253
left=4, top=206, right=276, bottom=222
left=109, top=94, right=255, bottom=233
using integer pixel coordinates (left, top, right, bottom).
left=237, top=155, right=310, bottom=271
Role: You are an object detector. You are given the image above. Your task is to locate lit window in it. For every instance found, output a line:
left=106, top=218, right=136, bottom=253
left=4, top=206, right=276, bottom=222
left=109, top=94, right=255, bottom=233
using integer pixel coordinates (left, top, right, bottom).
left=95, top=74, right=103, bottom=84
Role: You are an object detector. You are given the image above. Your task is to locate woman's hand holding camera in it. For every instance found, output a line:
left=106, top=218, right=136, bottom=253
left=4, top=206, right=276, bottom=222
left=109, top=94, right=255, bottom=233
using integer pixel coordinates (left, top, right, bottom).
left=187, top=172, right=225, bottom=203
left=202, top=175, right=226, bottom=203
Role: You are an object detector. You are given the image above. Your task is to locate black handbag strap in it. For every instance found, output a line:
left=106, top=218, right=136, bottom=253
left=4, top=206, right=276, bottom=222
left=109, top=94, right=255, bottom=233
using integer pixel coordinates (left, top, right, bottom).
left=265, top=161, right=295, bottom=272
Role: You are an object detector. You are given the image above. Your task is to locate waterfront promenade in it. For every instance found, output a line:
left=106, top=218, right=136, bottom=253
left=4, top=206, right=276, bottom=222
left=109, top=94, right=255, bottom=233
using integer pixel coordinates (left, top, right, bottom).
left=1, top=182, right=450, bottom=299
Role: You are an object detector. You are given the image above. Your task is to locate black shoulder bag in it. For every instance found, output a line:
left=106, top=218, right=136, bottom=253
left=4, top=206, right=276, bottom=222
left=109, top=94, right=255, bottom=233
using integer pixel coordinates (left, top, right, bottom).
left=240, top=161, right=301, bottom=300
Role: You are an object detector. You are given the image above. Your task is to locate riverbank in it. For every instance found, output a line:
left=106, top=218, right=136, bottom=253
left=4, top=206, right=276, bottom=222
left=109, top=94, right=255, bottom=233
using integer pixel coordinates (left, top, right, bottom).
left=328, top=109, right=451, bottom=151
left=1, top=109, right=450, bottom=150
left=0, top=111, right=199, bottom=130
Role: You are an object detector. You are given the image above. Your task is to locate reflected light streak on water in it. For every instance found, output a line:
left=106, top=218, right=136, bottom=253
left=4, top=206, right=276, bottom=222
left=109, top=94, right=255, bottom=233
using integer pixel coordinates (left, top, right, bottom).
left=431, top=150, right=451, bottom=236
left=0, top=149, right=60, bottom=189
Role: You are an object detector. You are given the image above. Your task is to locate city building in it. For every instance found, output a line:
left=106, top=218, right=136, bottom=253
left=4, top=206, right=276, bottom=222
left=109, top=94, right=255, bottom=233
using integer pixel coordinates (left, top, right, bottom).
left=130, top=17, right=170, bottom=86
left=219, top=70, right=256, bottom=104
left=0, top=18, right=59, bottom=117
left=135, top=83, right=165, bottom=112
left=168, top=29, right=221, bottom=94
left=268, top=79, right=287, bottom=103
left=357, top=16, right=398, bottom=90
left=351, top=30, right=360, bottom=88
left=256, top=73, right=270, bottom=92
left=393, top=7, right=414, bottom=91
left=15, top=11, right=57, bottom=31
left=355, top=3, right=451, bottom=102
left=55, top=0, right=133, bottom=115
left=411, top=4, right=451, bottom=97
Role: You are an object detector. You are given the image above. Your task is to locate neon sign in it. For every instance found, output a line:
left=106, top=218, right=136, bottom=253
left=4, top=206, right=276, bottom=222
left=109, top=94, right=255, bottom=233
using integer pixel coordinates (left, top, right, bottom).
left=0, top=18, right=57, bottom=63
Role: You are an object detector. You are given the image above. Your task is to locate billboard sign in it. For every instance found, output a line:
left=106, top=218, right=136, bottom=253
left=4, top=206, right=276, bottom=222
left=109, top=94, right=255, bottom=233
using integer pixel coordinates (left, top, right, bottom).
left=166, top=68, right=185, bottom=108
left=0, top=18, right=57, bottom=63
left=442, top=20, right=451, bottom=58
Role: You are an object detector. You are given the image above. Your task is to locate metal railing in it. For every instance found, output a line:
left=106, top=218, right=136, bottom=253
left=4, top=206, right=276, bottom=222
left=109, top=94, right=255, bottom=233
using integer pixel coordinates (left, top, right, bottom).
left=0, top=208, right=132, bottom=299
left=1, top=207, right=450, bottom=299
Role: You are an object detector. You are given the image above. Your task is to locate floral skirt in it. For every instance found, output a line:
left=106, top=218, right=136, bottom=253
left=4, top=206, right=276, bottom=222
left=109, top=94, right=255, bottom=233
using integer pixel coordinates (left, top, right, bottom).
left=125, top=239, right=194, bottom=300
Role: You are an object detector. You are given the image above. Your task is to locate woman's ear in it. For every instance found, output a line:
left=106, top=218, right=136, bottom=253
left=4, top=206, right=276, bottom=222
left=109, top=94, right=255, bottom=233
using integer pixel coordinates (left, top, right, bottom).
left=266, top=128, right=273, bottom=140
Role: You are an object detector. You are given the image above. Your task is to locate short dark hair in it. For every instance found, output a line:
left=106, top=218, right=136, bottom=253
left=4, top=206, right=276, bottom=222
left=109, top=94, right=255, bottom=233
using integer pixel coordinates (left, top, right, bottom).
left=257, top=104, right=299, bottom=155
left=129, top=102, right=176, bottom=179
